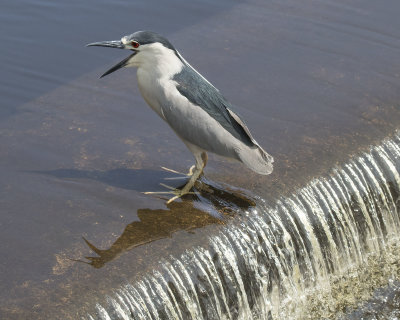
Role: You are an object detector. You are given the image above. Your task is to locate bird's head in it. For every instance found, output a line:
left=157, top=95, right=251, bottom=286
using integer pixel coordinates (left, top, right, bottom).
left=87, top=31, right=181, bottom=78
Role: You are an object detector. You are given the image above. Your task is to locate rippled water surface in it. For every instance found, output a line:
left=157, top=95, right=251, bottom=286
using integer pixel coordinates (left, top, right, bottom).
left=1, top=0, right=400, bottom=318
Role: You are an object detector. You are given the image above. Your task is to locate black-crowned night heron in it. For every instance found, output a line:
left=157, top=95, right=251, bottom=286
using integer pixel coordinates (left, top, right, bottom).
left=87, top=31, right=273, bottom=203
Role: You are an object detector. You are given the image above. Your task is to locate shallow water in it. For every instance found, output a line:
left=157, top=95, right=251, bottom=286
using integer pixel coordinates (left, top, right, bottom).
left=1, top=0, right=400, bottom=318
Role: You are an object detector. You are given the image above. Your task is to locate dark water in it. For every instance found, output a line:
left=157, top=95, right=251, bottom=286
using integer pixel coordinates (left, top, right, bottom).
left=1, top=0, right=400, bottom=318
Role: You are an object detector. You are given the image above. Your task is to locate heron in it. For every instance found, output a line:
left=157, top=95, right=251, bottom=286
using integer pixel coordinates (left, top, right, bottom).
left=87, top=31, right=273, bottom=203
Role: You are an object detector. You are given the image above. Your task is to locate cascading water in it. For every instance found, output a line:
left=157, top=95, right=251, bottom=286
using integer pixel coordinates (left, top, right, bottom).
left=87, top=132, right=400, bottom=320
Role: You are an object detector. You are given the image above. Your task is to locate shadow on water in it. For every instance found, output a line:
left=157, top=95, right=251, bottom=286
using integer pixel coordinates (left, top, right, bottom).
left=39, top=168, right=255, bottom=268
left=82, top=177, right=255, bottom=268
left=81, top=178, right=255, bottom=268
left=37, top=167, right=182, bottom=192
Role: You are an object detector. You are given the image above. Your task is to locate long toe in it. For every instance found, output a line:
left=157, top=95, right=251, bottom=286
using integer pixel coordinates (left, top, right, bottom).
left=145, top=162, right=204, bottom=203
left=166, top=189, right=196, bottom=204
left=143, top=186, right=196, bottom=203
left=161, top=166, right=189, bottom=176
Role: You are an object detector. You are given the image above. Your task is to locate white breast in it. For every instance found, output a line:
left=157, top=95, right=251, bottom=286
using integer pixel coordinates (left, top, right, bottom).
left=135, top=43, right=184, bottom=119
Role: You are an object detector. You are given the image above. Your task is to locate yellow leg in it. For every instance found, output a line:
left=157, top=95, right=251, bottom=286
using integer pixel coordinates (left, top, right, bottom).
left=166, top=152, right=207, bottom=203
left=143, top=152, right=208, bottom=203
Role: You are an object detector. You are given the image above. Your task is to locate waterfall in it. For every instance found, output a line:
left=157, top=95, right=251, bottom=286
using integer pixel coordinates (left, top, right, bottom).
left=86, top=132, right=400, bottom=319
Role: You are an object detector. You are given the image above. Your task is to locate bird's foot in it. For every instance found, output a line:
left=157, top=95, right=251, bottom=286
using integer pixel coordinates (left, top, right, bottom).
left=143, top=183, right=197, bottom=203
left=145, top=159, right=204, bottom=203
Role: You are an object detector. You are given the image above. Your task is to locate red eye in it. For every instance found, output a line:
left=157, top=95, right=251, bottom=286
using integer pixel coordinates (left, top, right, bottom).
left=131, top=41, right=140, bottom=48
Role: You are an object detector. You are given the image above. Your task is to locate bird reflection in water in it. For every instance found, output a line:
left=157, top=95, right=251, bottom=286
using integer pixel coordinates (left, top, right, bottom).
left=81, top=178, right=255, bottom=268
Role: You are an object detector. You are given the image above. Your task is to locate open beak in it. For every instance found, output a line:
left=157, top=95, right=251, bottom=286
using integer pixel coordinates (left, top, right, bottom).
left=86, top=40, right=136, bottom=78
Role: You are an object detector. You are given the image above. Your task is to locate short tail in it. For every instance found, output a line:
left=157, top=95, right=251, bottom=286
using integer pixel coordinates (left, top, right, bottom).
left=237, top=144, right=274, bottom=175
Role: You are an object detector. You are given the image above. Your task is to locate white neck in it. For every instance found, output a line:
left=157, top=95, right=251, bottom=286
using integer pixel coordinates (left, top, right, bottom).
left=128, top=43, right=184, bottom=79
left=133, top=43, right=184, bottom=119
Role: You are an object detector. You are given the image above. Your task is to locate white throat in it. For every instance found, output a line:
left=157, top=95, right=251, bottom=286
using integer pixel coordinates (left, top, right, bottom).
left=128, top=43, right=184, bottom=79
left=133, top=43, right=184, bottom=119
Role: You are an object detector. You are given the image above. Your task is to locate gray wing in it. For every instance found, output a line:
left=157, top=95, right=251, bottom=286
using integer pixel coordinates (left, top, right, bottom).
left=173, top=66, right=254, bottom=147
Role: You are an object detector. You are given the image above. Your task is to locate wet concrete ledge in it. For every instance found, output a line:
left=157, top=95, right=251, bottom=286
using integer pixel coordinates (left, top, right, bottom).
left=2, top=0, right=400, bottom=318
left=81, top=131, right=400, bottom=319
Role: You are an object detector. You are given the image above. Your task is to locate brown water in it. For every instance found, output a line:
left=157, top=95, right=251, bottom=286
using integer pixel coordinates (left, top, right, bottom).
left=1, top=0, right=400, bottom=318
